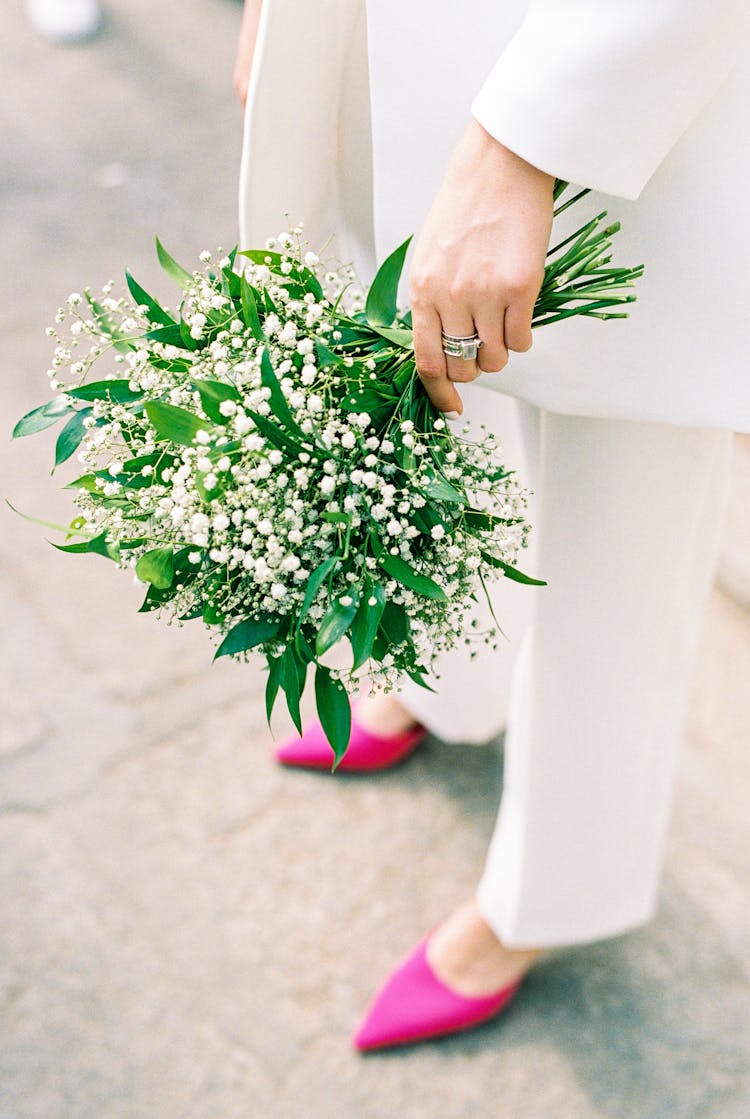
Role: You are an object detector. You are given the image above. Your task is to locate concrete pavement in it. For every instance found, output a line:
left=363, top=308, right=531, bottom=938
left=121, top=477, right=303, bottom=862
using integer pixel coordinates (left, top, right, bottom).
left=1, top=4, right=749, bottom=1116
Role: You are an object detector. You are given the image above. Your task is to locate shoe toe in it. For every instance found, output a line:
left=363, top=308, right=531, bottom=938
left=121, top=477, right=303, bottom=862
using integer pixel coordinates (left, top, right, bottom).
left=353, top=937, right=521, bottom=1051
left=275, top=721, right=334, bottom=769
left=275, top=712, right=425, bottom=772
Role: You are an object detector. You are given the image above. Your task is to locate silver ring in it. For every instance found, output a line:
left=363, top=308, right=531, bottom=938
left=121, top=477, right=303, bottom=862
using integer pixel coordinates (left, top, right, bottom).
left=441, top=331, right=483, bottom=361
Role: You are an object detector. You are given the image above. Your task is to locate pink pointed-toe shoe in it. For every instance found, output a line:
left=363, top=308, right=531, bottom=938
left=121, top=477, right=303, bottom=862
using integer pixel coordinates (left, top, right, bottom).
left=353, top=936, right=522, bottom=1051
left=275, top=705, right=426, bottom=772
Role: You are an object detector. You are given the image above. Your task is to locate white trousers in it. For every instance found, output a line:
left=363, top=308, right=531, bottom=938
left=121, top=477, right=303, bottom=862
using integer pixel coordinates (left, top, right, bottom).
left=398, top=386, right=732, bottom=947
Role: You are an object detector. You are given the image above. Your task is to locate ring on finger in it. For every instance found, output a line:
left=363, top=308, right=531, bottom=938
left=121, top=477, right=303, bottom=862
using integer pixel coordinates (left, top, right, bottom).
left=441, top=330, right=483, bottom=361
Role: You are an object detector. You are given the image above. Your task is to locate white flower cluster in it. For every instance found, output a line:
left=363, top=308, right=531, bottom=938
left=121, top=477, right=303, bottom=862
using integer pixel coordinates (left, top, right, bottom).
left=44, top=232, right=530, bottom=692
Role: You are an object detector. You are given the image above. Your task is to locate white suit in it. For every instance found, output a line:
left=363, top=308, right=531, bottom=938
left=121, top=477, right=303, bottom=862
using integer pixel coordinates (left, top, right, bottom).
left=239, top=1, right=746, bottom=945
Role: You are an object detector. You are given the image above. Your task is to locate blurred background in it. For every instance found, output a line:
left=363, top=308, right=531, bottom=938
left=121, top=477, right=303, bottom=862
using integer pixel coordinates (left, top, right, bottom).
left=1, top=3, right=750, bottom=1116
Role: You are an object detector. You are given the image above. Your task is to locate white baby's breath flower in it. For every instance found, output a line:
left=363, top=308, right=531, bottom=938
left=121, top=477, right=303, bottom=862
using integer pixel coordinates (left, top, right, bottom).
left=36, top=241, right=532, bottom=738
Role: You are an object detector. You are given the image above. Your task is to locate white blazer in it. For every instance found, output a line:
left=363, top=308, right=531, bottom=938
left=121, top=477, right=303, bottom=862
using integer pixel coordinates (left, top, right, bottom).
left=239, top=0, right=750, bottom=431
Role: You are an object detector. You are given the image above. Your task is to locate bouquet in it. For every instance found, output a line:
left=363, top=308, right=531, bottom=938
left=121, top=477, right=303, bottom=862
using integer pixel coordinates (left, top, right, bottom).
left=12, top=182, right=642, bottom=765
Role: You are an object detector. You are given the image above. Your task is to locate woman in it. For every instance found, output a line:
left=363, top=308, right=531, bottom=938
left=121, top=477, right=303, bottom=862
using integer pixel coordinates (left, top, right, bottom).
left=234, top=0, right=750, bottom=1050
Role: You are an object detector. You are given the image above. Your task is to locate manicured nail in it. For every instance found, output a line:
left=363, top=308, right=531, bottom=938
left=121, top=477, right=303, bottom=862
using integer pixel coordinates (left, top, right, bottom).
left=444, top=410, right=461, bottom=420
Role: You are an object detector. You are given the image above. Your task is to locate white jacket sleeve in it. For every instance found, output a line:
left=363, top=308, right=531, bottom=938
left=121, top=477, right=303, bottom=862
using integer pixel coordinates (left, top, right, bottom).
left=471, top=0, right=748, bottom=199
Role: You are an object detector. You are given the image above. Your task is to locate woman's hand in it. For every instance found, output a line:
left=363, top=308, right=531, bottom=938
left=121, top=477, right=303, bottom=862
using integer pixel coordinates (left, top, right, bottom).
left=409, top=120, right=555, bottom=414
left=233, top=0, right=263, bottom=108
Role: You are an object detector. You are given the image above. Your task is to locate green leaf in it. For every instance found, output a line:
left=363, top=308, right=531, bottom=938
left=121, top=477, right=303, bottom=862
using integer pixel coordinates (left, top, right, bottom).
left=84, top=292, right=135, bottom=354
left=155, top=237, right=194, bottom=290
left=420, top=472, right=466, bottom=505
left=378, top=552, right=447, bottom=601
left=404, top=664, right=436, bottom=692
left=238, top=248, right=287, bottom=269
left=221, top=259, right=242, bottom=300
left=297, top=556, right=338, bottom=628
left=214, top=616, right=281, bottom=660
left=314, top=340, right=340, bottom=369
left=138, top=583, right=176, bottom=612
left=260, top=349, right=306, bottom=438
left=54, top=408, right=92, bottom=466
left=179, top=319, right=201, bottom=352
left=245, top=409, right=304, bottom=456
left=146, top=324, right=189, bottom=348
left=13, top=397, right=73, bottom=439
left=144, top=400, right=213, bottom=445
left=280, top=644, right=305, bottom=734
left=480, top=551, right=547, bottom=586
left=314, top=665, right=352, bottom=769
left=122, top=451, right=174, bottom=476
left=239, top=249, right=323, bottom=299
left=192, top=379, right=241, bottom=424
left=321, top=510, right=350, bottom=526
left=265, top=655, right=283, bottom=723
left=202, top=600, right=224, bottom=626
left=367, top=324, right=414, bottom=348
left=349, top=580, right=386, bottom=669
left=240, top=275, right=264, bottom=339
left=179, top=605, right=204, bottom=622
left=341, top=388, right=395, bottom=414
left=148, top=354, right=192, bottom=373
left=64, top=473, right=99, bottom=492
left=393, top=442, right=417, bottom=475
left=125, top=269, right=176, bottom=326
left=66, top=379, right=143, bottom=405
left=135, top=545, right=175, bottom=590
left=463, top=509, right=521, bottom=531
left=52, top=530, right=118, bottom=560
left=315, top=594, right=359, bottom=657
left=379, top=600, right=410, bottom=645
left=366, top=235, right=412, bottom=327
left=117, top=536, right=151, bottom=551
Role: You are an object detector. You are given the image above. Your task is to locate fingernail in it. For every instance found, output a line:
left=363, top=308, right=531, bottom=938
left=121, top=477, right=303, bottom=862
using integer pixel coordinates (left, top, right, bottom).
left=444, top=410, right=461, bottom=420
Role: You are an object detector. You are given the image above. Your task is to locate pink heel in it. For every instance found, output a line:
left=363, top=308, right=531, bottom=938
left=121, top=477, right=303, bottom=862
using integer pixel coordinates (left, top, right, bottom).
left=353, top=936, right=522, bottom=1051
left=275, top=704, right=426, bottom=772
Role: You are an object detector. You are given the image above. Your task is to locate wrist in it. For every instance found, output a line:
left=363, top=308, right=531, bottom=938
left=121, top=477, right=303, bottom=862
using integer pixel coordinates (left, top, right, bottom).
left=464, top=118, right=555, bottom=191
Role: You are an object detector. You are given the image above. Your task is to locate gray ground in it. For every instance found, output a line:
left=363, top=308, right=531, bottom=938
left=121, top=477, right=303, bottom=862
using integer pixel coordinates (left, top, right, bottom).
left=1, top=3, right=749, bottom=1116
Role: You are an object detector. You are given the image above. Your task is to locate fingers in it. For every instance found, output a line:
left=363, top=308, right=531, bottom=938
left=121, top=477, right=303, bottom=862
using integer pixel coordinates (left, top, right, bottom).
left=474, top=298, right=508, bottom=374
left=411, top=302, right=464, bottom=414
left=410, top=273, right=537, bottom=407
left=503, top=293, right=536, bottom=353
left=442, top=311, right=480, bottom=385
